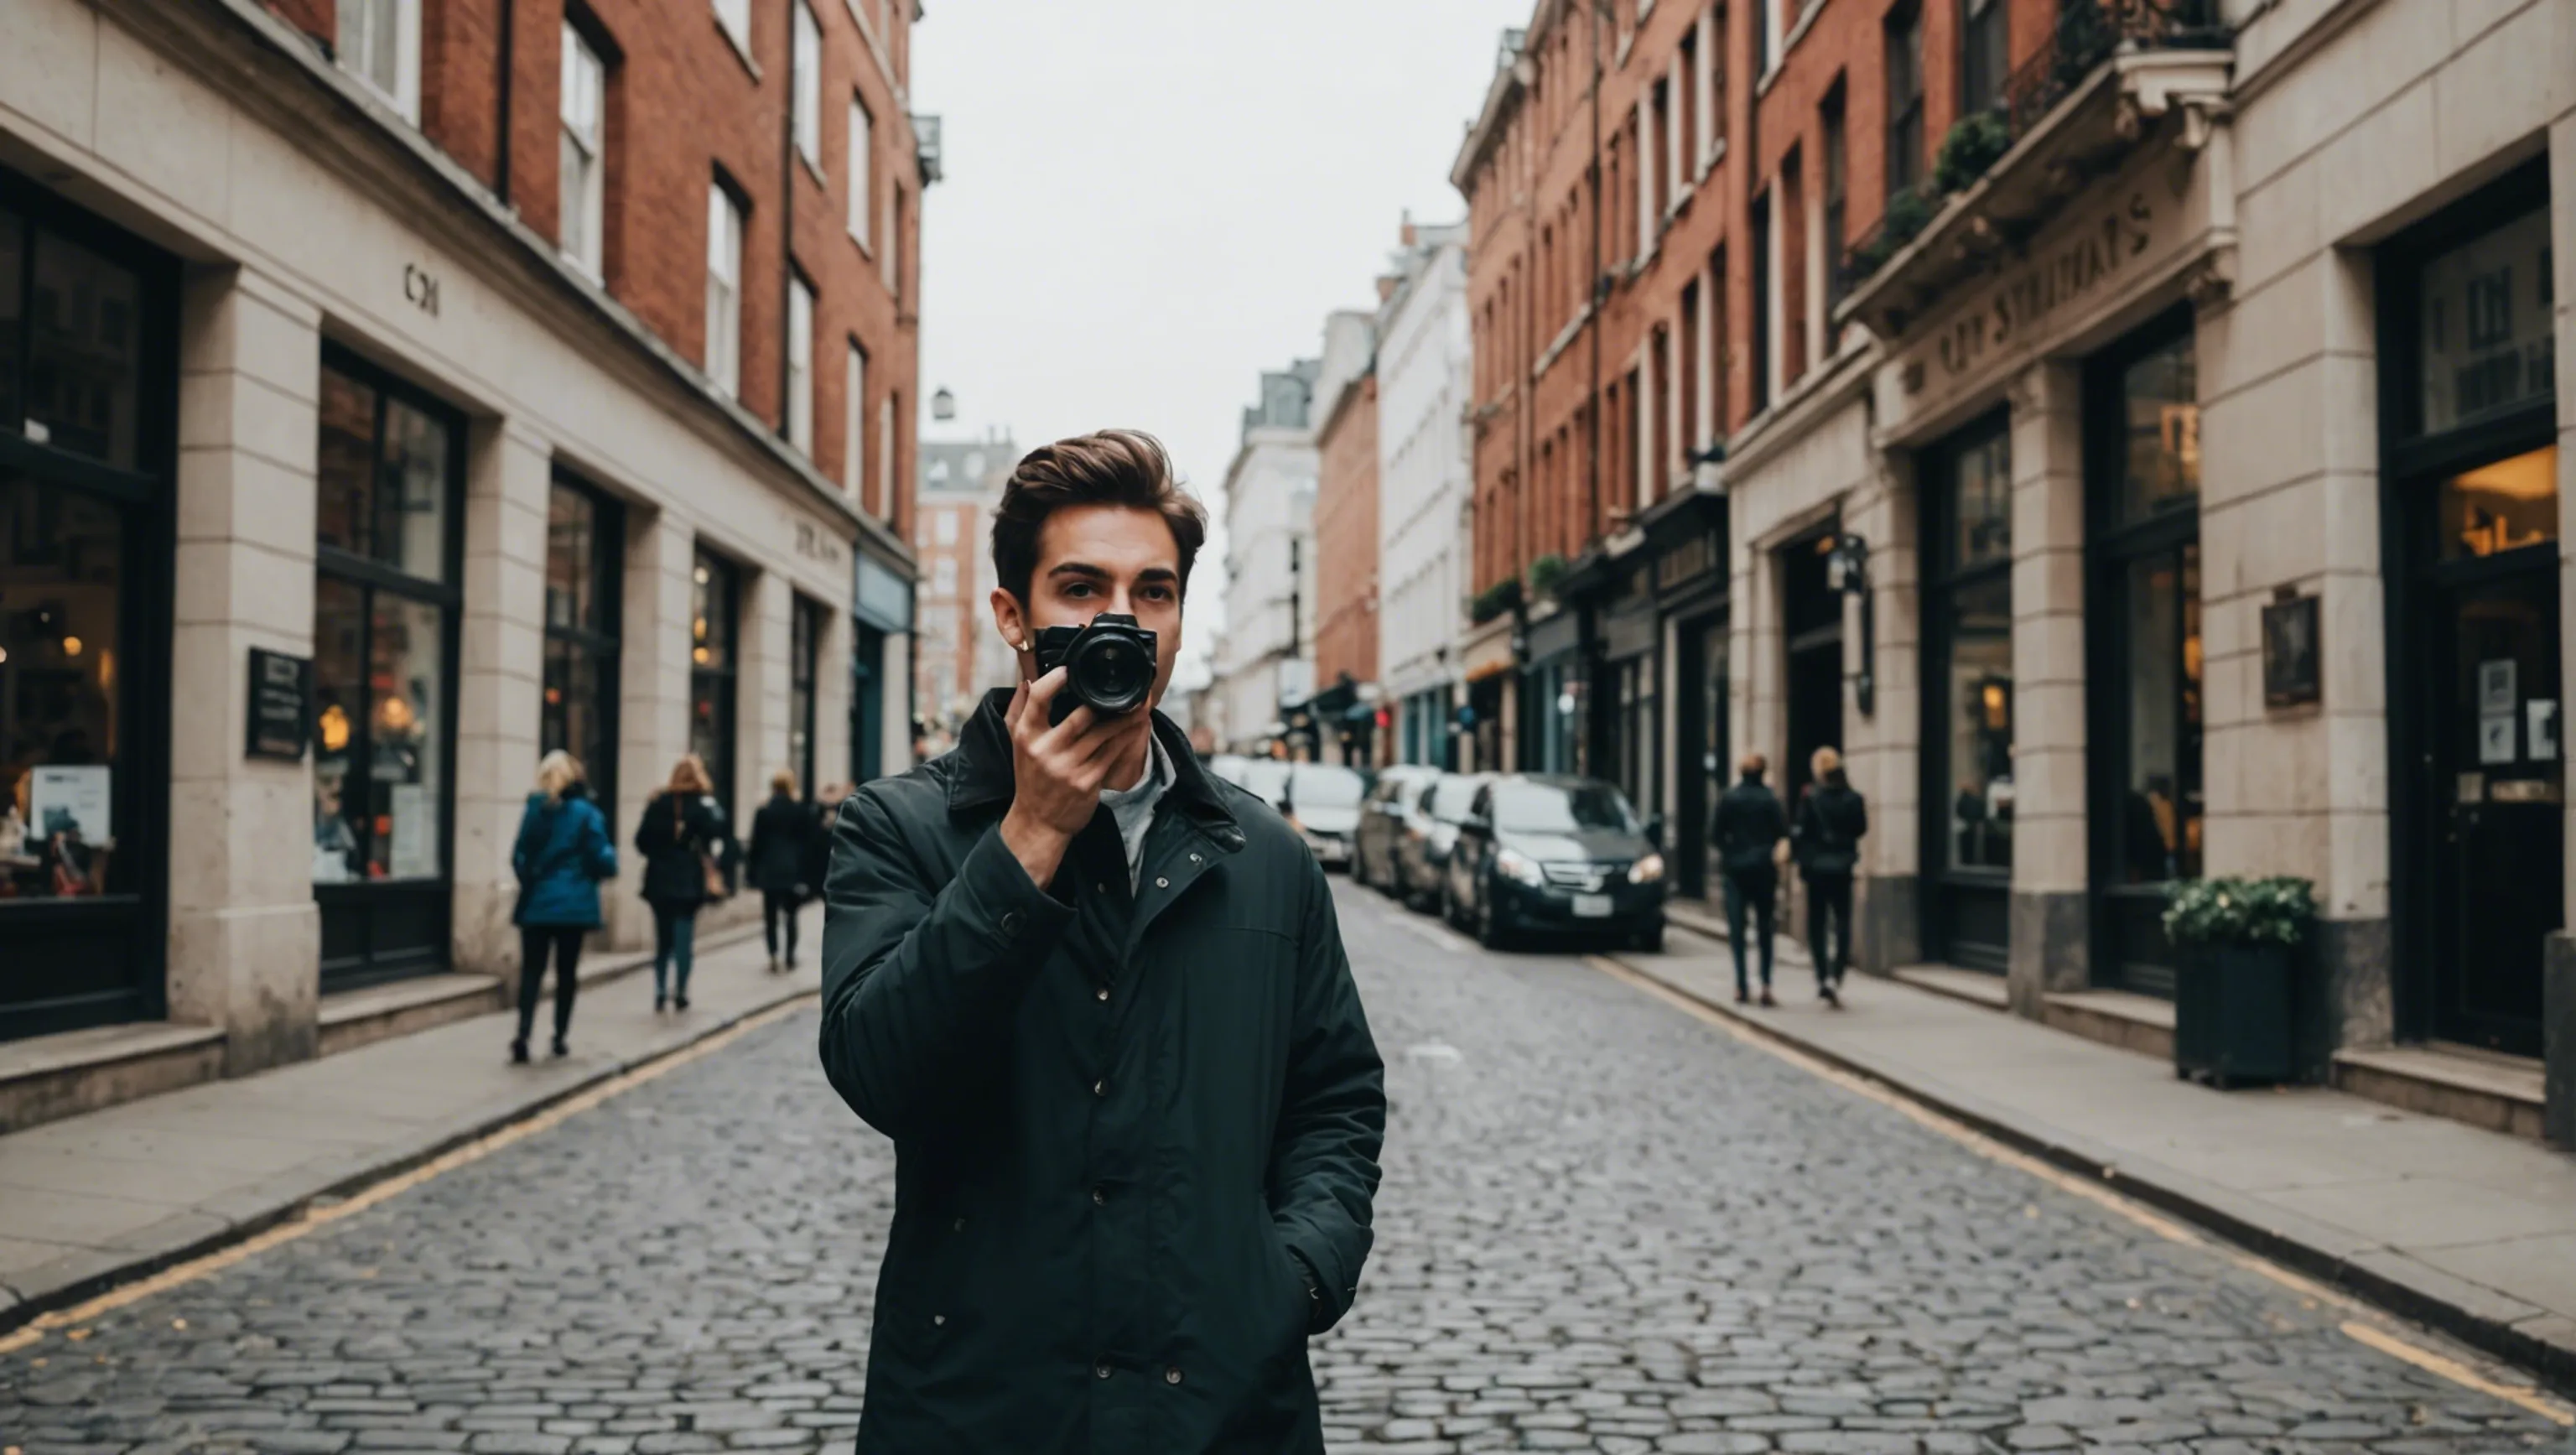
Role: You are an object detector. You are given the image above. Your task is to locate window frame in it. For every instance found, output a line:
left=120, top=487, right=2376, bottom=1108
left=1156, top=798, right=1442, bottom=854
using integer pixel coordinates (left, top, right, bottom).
left=1883, top=0, right=1926, bottom=202
left=1918, top=408, right=2015, bottom=971
left=791, top=0, right=823, bottom=170
left=705, top=180, right=745, bottom=398
left=844, top=338, right=868, bottom=497
left=338, top=0, right=422, bottom=122
left=713, top=0, right=752, bottom=60
left=541, top=471, right=625, bottom=834
left=848, top=94, right=875, bottom=247
left=786, top=271, right=815, bottom=452
left=690, top=547, right=744, bottom=825
left=558, top=20, right=608, bottom=281
left=790, top=595, right=823, bottom=802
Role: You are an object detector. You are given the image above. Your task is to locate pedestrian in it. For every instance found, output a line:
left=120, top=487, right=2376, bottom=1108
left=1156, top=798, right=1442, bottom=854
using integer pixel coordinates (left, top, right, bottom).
left=634, top=754, right=728, bottom=1012
left=1710, top=750, right=1788, bottom=1007
left=1793, top=746, right=1868, bottom=1007
left=804, top=782, right=846, bottom=903
left=745, top=769, right=818, bottom=972
left=819, top=429, right=1385, bottom=1453
left=508, top=750, right=615, bottom=1063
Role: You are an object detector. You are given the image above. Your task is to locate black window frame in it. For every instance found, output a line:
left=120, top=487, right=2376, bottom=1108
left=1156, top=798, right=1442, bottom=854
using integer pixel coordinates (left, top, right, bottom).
left=1918, top=408, right=2014, bottom=972
left=541, top=470, right=623, bottom=832
left=1883, top=0, right=1925, bottom=202
left=1959, top=0, right=2008, bottom=117
left=1749, top=189, right=1773, bottom=415
left=0, top=168, right=180, bottom=1042
left=311, top=343, right=470, bottom=990
left=690, top=546, right=742, bottom=823
left=1820, top=79, right=1848, bottom=318
left=790, top=592, right=823, bottom=799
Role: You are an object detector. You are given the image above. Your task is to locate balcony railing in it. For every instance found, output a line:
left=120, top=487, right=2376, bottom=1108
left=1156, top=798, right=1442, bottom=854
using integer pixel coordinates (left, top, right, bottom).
left=1839, top=0, right=2225, bottom=294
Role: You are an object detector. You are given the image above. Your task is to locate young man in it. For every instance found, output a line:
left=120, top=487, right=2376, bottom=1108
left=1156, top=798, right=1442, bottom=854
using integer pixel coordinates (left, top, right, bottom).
left=1791, top=746, right=1867, bottom=1006
left=1709, top=751, right=1788, bottom=1006
left=819, top=430, right=1385, bottom=1454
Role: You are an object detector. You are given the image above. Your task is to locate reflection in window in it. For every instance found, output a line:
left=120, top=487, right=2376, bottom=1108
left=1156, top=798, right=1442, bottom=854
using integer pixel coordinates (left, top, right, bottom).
left=542, top=481, right=621, bottom=822
left=1, top=473, right=127, bottom=900
left=2440, top=444, right=2558, bottom=561
left=2119, top=544, right=2202, bottom=885
left=1945, top=576, right=2012, bottom=871
left=2116, top=335, right=2199, bottom=525
left=691, top=549, right=740, bottom=817
left=315, top=365, right=450, bottom=580
left=26, top=227, right=142, bottom=469
left=2418, top=206, right=2554, bottom=435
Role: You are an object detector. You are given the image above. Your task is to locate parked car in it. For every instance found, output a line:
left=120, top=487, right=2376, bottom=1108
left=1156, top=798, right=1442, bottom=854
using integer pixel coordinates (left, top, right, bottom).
left=1355, top=766, right=1442, bottom=894
left=1234, top=758, right=1291, bottom=811
left=1444, top=774, right=1665, bottom=952
left=1283, top=763, right=1368, bottom=870
left=1397, top=772, right=1492, bottom=912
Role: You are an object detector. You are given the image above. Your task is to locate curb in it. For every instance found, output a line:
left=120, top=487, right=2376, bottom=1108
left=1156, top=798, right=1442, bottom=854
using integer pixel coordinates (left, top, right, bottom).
left=1606, top=950, right=2576, bottom=1399
left=0, top=976, right=819, bottom=1338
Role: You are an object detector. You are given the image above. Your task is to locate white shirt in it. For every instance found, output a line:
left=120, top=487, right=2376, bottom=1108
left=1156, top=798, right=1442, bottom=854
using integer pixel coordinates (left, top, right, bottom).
left=1098, top=732, right=1175, bottom=892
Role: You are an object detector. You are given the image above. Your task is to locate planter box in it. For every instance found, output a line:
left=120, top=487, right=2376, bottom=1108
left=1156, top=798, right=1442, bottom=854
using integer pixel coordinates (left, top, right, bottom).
left=2174, top=942, right=2295, bottom=1088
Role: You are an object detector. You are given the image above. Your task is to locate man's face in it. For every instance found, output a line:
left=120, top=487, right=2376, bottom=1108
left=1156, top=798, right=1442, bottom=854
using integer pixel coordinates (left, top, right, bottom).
left=989, top=502, right=1186, bottom=709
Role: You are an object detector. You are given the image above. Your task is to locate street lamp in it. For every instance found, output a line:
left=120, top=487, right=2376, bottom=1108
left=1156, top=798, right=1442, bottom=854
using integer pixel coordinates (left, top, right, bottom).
left=931, top=386, right=956, bottom=421
left=1829, top=533, right=1876, bottom=718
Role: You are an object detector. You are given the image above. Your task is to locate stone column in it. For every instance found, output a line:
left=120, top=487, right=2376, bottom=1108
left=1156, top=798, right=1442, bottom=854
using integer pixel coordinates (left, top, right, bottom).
left=165, top=264, right=322, bottom=1075
left=816, top=601, right=853, bottom=792
left=450, top=418, right=549, bottom=979
left=1852, top=449, right=1921, bottom=973
left=611, top=510, right=695, bottom=950
left=2006, top=361, right=2090, bottom=1017
left=741, top=568, right=794, bottom=812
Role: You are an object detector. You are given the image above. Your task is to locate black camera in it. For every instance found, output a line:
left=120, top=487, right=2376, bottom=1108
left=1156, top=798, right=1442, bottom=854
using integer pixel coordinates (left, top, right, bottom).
left=1032, top=612, right=1159, bottom=725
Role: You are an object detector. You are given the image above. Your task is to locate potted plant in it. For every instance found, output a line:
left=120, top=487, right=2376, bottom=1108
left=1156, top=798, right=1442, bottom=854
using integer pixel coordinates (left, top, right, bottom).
left=2162, top=876, right=2314, bottom=1088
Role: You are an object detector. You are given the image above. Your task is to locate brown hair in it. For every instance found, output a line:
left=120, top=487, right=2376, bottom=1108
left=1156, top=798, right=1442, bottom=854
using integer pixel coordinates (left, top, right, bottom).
left=990, top=429, right=1208, bottom=605
left=667, top=754, right=714, bottom=796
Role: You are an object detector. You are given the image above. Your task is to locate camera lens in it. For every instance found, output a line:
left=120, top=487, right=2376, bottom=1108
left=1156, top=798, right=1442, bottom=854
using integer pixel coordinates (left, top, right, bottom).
left=1075, top=636, right=1150, bottom=714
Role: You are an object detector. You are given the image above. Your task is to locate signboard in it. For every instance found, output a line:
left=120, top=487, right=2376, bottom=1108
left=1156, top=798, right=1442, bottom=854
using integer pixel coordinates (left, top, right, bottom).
left=853, top=551, right=913, bottom=632
left=247, top=648, right=313, bottom=761
left=2259, top=595, right=2319, bottom=709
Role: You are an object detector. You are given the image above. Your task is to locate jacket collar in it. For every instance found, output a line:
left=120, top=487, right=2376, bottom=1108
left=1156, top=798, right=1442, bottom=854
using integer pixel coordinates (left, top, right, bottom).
left=948, top=687, right=1237, bottom=836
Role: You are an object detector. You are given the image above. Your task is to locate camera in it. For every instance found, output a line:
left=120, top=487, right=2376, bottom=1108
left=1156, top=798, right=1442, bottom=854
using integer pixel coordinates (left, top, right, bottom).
left=1031, top=612, right=1159, bottom=725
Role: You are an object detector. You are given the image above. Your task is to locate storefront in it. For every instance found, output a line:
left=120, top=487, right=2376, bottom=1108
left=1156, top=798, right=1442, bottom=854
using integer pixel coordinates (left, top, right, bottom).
left=2380, top=161, right=2559, bottom=1059
left=1459, top=612, right=1514, bottom=773
left=1596, top=569, right=1658, bottom=815
left=1919, top=412, right=2012, bottom=970
left=852, top=548, right=912, bottom=784
left=542, top=473, right=624, bottom=829
left=0, top=172, right=178, bottom=1040
left=1519, top=606, right=1581, bottom=774
left=689, top=547, right=742, bottom=823
left=1647, top=496, right=1728, bottom=899
left=310, top=348, right=465, bottom=989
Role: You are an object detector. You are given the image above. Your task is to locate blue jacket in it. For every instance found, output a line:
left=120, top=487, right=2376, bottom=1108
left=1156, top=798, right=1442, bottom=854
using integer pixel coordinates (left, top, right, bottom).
left=513, top=786, right=616, bottom=928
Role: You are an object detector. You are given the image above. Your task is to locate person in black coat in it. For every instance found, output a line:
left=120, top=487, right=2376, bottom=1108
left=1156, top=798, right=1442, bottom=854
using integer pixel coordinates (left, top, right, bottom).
left=1708, top=751, right=1789, bottom=1006
left=745, top=770, right=821, bottom=972
left=1793, top=746, right=1869, bottom=1006
left=634, top=754, right=730, bottom=1012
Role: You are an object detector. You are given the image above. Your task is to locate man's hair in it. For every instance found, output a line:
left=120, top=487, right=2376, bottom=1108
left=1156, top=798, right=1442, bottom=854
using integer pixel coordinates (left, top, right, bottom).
left=991, top=430, right=1207, bottom=605
left=1738, top=751, right=1768, bottom=777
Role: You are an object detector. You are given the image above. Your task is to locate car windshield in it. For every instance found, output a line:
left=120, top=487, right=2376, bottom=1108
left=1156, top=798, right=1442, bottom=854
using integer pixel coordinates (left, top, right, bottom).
left=1239, top=761, right=1291, bottom=801
left=1492, top=781, right=1638, bottom=834
left=1426, top=777, right=1487, bottom=821
left=1289, top=766, right=1366, bottom=807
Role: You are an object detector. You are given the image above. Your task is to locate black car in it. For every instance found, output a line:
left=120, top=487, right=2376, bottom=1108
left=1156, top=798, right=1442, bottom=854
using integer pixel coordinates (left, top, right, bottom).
left=1443, top=774, right=1665, bottom=952
left=1397, top=771, right=1492, bottom=912
left=1355, top=766, right=1441, bottom=896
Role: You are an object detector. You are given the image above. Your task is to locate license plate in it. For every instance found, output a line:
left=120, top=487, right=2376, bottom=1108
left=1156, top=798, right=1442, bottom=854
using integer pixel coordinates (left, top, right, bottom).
left=1571, top=893, right=1613, bottom=917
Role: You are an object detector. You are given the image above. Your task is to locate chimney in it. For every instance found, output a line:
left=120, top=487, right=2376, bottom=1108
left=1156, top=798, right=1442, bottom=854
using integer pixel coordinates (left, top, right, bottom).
left=1400, top=209, right=1416, bottom=248
left=1377, top=275, right=1399, bottom=304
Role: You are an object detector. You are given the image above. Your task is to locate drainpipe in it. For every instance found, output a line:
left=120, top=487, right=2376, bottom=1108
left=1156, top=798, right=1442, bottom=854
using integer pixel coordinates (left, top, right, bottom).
left=493, top=0, right=516, bottom=205
left=778, top=0, right=797, bottom=439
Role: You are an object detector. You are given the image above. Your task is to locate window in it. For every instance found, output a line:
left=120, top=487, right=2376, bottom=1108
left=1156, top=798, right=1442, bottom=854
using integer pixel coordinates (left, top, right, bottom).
left=792, top=0, right=823, bottom=169
left=934, top=510, right=959, bottom=546
left=848, top=96, right=874, bottom=244
left=1929, top=416, right=2012, bottom=875
left=338, top=0, right=419, bottom=120
left=543, top=477, right=622, bottom=829
left=1962, top=0, right=2008, bottom=116
left=1749, top=191, right=1773, bottom=413
left=691, top=549, right=741, bottom=820
left=9, top=220, right=143, bottom=470
left=1821, top=83, right=1847, bottom=317
left=2416, top=205, right=2554, bottom=436
left=1678, top=35, right=1699, bottom=179
left=885, top=183, right=903, bottom=299
left=787, top=275, right=815, bottom=452
left=844, top=341, right=868, bottom=496
left=878, top=392, right=898, bottom=523
left=704, top=182, right=743, bottom=397
left=1705, top=3, right=1727, bottom=154
left=932, top=558, right=958, bottom=595
left=1884, top=2, right=1925, bottom=201
left=1753, top=0, right=1772, bottom=75
left=790, top=596, right=823, bottom=801
left=1652, top=78, right=1674, bottom=217
left=713, top=0, right=750, bottom=55
left=558, top=23, right=607, bottom=280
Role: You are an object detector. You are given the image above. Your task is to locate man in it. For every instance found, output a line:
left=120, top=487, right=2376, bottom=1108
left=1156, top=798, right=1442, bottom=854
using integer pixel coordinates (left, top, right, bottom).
left=1790, top=746, right=1867, bottom=1007
left=1709, top=751, right=1787, bottom=1007
left=819, top=430, right=1386, bottom=1453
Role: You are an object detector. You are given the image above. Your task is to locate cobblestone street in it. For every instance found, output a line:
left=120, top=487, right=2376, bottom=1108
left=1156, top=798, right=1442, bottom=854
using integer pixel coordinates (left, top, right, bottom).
left=3, top=880, right=2566, bottom=1453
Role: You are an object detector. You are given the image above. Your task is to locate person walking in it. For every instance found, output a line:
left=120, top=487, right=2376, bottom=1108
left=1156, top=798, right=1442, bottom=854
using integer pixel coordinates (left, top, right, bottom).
left=1709, top=751, right=1789, bottom=1007
left=745, top=770, right=819, bottom=972
left=509, top=751, right=616, bottom=1063
left=1793, top=746, right=1868, bottom=1007
left=820, top=430, right=1383, bottom=1452
left=635, top=755, right=729, bottom=1012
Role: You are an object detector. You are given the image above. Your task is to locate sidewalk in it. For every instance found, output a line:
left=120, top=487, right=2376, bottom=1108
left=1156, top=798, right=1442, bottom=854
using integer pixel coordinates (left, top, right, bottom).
left=1613, top=928, right=2576, bottom=1393
left=0, top=924, right=821, bottom=1333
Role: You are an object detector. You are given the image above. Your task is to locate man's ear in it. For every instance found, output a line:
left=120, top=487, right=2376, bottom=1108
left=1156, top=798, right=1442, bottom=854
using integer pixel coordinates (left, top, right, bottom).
left=989, top=587, right=1028, bottom=652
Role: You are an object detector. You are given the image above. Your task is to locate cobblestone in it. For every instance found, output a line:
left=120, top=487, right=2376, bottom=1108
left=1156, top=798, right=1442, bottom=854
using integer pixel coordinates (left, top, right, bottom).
left=2, top=881, right=2568, bottom=1452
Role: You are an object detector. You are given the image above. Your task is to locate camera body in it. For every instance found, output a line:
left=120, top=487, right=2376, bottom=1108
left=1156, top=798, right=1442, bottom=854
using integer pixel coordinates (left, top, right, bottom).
left=1031, top=612, right=1160, bottom=725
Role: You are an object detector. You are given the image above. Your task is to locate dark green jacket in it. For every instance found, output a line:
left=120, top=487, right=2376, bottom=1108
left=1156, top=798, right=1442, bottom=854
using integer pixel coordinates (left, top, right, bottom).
left=819, top=692, right=1386, bottom=1454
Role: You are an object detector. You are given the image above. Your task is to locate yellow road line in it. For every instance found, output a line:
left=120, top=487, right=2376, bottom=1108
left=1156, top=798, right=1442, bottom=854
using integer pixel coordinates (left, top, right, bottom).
left=0, top=994, right=818, bottom=1358
left=1582, top=954, right=2576, bottom=1426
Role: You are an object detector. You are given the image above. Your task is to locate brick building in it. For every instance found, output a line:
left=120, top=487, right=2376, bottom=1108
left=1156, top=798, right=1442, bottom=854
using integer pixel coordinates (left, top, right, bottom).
left=0, top=0, right=932, bottom=1118
left=912, top=433, right=1018, bottom=752
left=1453, top=0, right=2576, bottom=1137
left=1312, top=319, right=1383, bottom=765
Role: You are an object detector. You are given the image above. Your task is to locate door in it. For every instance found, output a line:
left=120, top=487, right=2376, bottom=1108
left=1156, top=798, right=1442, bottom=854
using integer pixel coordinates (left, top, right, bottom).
left=1921, top=412, right=2013, bottom=971
left=1782, top=528, right=1845, bottom=809
left=2422, top=449, right=2561, bottom=1056
left=1675, top=613, right=1728, bottom=899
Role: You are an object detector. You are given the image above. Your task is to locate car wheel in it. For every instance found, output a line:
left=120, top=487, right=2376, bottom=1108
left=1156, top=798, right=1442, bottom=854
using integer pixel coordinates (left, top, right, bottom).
left=1475, top=882, right=1509, bottom=952
left=1632, top=922, right=1665, bottom=954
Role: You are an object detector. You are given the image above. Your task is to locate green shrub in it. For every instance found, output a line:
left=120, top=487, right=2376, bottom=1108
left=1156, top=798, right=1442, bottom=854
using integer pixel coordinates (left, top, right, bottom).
left=2162, top=876, right=2316, bottom=948
left=1467, top=577, right=1523, bottom=625
left=1528, top=553, right=1569, bottom=600
left=1935, top=112, right=2012, bottom=195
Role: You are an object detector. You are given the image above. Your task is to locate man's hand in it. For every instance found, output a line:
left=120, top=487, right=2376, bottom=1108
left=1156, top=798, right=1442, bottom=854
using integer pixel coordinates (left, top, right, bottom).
left=996, top=668, right=1152, bottom=889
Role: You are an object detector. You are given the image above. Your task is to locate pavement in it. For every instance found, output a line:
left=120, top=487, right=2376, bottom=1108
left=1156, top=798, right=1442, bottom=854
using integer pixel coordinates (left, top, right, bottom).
left=1622, top=907, right=2576, bottom=1397
left=0, top=916, right=819, bottom=1336
left=2, top=876, right=2571, bottom=1452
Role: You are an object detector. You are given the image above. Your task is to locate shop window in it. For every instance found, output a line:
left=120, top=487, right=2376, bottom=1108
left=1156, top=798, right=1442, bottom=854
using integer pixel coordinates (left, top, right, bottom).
left=1, top=475, right=127, bottom=902
left=2417, top=205, right=2553, bottom=435
left=22, top=224, right=143, bottom=470
left=1930, top=419, right=2013, bottom=877
left=316, top=368, right=451, bottom=580
left=2439, top=445, right=2558, bottom=561
left=791, top=595, right=823, bottom=798
left=543, top=477, right=621, bottom=825
left=692, top=548, right=741, bottom=818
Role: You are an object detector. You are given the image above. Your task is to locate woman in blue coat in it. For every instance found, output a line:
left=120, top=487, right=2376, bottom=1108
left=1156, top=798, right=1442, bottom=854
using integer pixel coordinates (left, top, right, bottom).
left=511, top=751, right=617, bottom=1063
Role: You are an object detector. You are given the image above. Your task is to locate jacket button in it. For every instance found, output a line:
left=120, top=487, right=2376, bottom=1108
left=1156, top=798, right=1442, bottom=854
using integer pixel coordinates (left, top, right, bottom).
left=1154, top=876, right=1170, bottom=889
left=1095, top=985, right=1110, bottom=1002
left=952, top=1216, right=966, bottom=1233
left=1096, top=882, right=1109, bottom=896
left=1092, top=1078, right=1105, bottom=1097
left=1091, top=1185, right=1106, bottom=1206
left=1163, top=1366, right=1183, bottom=1386
left=1093, top=1359, right=1113, bottom=1380
left=1189, top=853, right=1202, bottom=865
left=1000, top=911, right=1023, bottom=933
left=932, top=1313, right=946, bottom=1327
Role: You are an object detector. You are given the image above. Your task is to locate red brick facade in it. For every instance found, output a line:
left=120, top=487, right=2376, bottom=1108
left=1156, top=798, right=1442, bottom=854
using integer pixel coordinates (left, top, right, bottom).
left=272, top=0, right=923, bottom=540
left=1313, top=371, right=1381, bottom=694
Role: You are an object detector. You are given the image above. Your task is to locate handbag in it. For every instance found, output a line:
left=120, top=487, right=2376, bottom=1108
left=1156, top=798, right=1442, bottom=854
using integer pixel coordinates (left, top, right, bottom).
left=681, top=795, right=726, bottom=900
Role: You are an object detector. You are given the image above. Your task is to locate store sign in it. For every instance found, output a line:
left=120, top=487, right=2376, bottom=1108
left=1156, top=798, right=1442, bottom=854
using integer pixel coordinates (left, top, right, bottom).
left=1655, top=528, right=1724, bottom=593
left=247, top=647, right=313, bottom=761
left=852, top=552, right=912, bottom=631
left=793, top=518, right=847, bottom=567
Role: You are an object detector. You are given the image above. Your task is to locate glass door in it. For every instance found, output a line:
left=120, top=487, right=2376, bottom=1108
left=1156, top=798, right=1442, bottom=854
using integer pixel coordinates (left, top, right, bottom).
left=1921, top=411, right=2012, bottom=970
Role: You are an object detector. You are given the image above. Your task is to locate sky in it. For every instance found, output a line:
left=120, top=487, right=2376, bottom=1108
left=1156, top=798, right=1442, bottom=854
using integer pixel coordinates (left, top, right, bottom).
left=910, top=0, right=1530, bottom=689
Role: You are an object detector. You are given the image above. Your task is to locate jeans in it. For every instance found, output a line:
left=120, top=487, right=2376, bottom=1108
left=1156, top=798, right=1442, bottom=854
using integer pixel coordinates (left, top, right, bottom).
left=517, top=926, right=584, bottom=1043
left=1805, top=872, right=1854, bottom=987
left=1722, top=868, right=1777, bottom=997
left=651, top=904, right=698, bottom=1000
left=762, top=891, right=802, bottom=964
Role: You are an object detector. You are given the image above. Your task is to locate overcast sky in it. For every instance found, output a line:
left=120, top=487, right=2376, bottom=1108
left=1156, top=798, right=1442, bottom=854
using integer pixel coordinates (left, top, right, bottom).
left=910, top=0, right=1528, bottom=688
